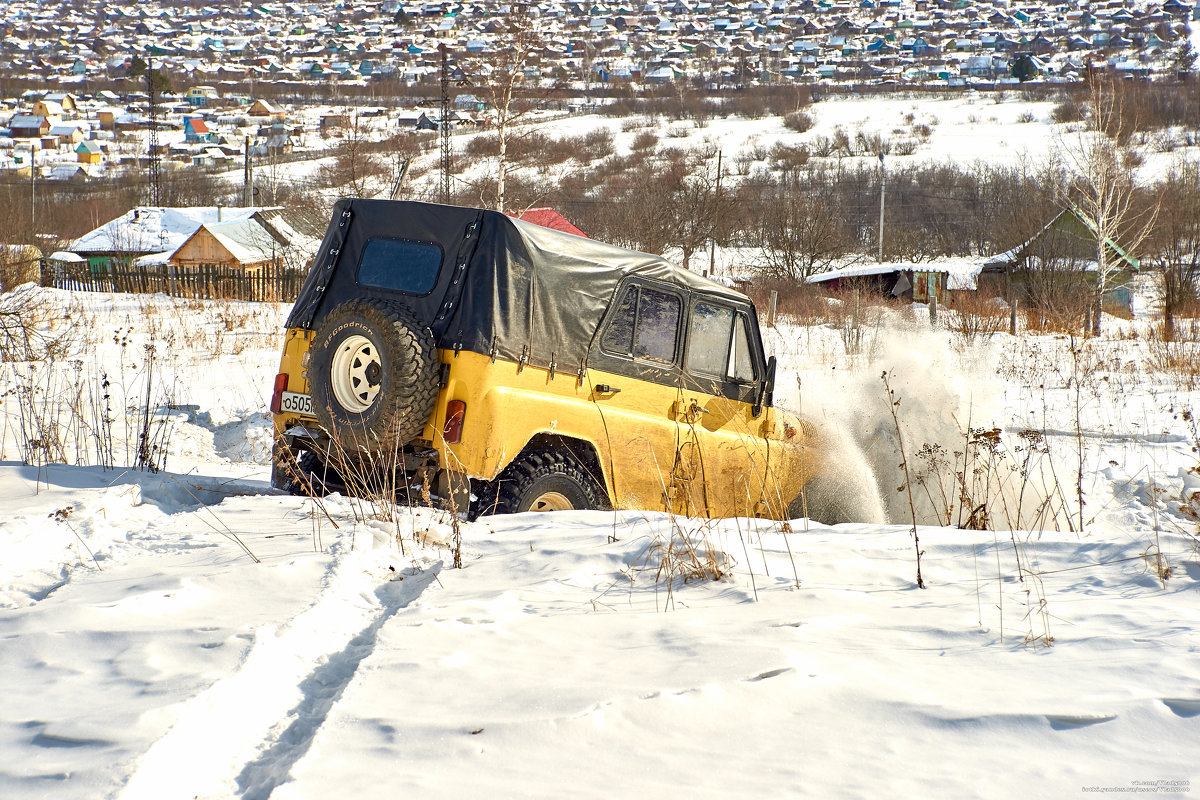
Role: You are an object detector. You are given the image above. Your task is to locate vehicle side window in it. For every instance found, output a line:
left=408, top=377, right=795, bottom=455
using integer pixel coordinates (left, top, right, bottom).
left=686, top=301, right=734, bottom=377
left=356, top=238, right=443, bottom=295
left=601, top=285, right=681, bottom=363
left=600, top=288, right=636, bottom=355
left=731, top=312, right=756, bottom=382
left=686, top=301, right=758, bottom=383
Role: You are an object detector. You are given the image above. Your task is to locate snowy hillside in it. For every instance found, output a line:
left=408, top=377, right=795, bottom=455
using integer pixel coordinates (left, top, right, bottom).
left=1, top=287, right=1198, bottom=799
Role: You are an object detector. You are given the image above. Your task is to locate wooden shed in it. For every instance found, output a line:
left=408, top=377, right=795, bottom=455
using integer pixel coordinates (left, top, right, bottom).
left=76, top=140, right=104, bottom=164
left=168, top=215, right=300, bottom=274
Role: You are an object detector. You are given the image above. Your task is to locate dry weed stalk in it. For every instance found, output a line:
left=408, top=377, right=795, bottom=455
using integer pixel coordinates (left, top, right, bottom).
left=634, top=518, right=731, bottom=611
left=881, top=369, right=925, bottom=589
left=1144, top=480, right=1171, bottom=586
left=1008, top=529, right=1054, bottom=646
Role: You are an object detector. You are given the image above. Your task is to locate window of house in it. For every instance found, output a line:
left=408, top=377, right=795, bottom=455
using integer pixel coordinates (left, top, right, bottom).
left=600, top=284, right=682, bottom=363
left=356, top=238, right=443, bottom=295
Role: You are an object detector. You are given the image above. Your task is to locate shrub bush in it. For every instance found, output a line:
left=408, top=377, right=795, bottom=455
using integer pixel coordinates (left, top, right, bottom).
left=631, top=130, right=659, bottom=151
left=783, top=111, right=814, bottom=133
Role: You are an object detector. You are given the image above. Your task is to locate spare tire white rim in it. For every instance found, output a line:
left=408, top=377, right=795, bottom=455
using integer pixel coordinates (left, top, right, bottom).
left=331, top=334, right=381, bottom=413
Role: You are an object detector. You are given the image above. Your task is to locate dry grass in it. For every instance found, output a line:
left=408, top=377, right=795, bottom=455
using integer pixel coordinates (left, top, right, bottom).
left=1145, top=321, right=1200, bottom=390
left=946, top=291, right=1011, bottom=344
left=626, top=519, right=732, bottom=611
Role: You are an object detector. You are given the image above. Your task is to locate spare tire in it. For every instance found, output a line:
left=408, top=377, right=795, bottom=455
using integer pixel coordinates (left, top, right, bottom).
left=308, top=298, right=439, bottom=450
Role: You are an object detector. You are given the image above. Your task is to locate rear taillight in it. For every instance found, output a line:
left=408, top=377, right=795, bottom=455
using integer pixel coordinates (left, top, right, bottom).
left=443, top=400, right=466, bottom=444
left=270, top=373, right=289, bottom=414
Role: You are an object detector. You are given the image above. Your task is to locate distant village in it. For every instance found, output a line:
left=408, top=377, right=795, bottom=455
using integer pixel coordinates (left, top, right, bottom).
left=0, top=0, right=1195, bottom=306
left=0, top=0, right=1197, bottom=183
left=0, top=0, right=1195, bottom=88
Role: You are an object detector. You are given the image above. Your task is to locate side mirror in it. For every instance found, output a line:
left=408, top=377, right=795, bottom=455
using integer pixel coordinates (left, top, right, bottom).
left=754, top=355, right=776, bottom=417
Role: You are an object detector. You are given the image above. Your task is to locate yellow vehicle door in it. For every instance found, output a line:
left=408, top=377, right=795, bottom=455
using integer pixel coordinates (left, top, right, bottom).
left=586, top=281, right=697, bottom=514
left=679, top=299, right=776, bottom=518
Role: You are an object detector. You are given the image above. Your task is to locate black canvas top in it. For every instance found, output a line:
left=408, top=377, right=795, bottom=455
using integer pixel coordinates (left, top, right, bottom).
left=287, top=198, right=748, bottom=371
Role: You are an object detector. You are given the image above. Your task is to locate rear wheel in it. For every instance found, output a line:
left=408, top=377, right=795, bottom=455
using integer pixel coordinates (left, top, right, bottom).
left=277, top=449, right=341, bottom=497
left=477, top=451, right=609, bottom=516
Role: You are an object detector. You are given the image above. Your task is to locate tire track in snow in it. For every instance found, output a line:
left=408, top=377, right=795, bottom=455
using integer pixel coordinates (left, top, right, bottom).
left=234, top=571, right=438, bottom=800
left=117, top=553, right=440, bottom=800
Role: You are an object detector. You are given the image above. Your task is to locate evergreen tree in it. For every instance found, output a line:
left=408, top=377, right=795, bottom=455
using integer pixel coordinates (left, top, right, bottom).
left=1011, top=53, right=1037, bottom=82
left=1171, top=39, right=1197, bottom=78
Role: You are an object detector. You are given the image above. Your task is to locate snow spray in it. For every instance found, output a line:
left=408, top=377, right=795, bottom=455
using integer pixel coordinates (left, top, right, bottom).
left=774, top=315, right=1039, bottom=529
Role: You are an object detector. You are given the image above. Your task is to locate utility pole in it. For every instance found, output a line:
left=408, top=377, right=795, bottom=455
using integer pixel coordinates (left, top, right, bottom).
left=583, top=43, right=593, bottom=104
left=709, top=149, right=723, bottom=277
left=243, top=135, right=253, bottom=207
left=29, top=146, right=35, bottom=237
left=389, top=157, right=412, bottom=200
left=877, top=151, right=886, bottom=263
left=439, top=43, right=452, bottom=204
left=147, top=58, right=162, bottom=207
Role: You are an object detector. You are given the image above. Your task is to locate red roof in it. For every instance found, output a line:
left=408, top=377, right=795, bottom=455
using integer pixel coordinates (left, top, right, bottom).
left=511, top=208, right=587, bottom=238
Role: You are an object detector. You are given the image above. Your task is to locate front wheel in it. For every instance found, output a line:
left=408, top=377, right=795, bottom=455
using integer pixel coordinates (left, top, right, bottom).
left=479, top=451, right=609, bottom=516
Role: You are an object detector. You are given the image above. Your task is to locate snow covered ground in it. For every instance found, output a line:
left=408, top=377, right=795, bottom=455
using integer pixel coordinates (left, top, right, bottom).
left=491, top=90, right=1200, bottom=191
left=1, top=287, right=1198, bottom=799
left=219, top=90, right=1200, bottom=211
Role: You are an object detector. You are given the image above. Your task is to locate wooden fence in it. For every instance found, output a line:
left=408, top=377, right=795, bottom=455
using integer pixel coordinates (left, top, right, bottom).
left=50, top=262, right=307, bottom=303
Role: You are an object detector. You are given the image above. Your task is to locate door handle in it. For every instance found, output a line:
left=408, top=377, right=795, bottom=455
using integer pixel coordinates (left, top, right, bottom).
left=595, top=384, right=621, bottom=394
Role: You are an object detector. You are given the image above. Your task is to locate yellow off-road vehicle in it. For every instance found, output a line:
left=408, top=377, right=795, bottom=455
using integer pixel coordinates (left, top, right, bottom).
left=270, top=199, right=817, bottom=519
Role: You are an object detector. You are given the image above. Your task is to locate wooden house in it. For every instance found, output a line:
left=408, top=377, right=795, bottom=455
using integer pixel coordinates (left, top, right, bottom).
left=76, top=139, right=104, bottom=164
left=42, top=92, right=78, bottom=114
left=168, top=213, right=303, bottom=274
left=980, top=205, right=1141, bottom=309
left=186, top=85, right=220, bottom=107
left=68, top=206, right=275, bottom=273
left=48, top=123, right=85, bottom=146
left=807, top=261, right=955, bottom=303
left=184, top=117, right=217, bottom=143
left=32, top=99, right=65, bottom=119
left=247, top=99, right=285, bottom=119
left=320, top=113, right=352, bottom=131
left=8, top=114, right=53, bottom=138
left=50, top=164, right=93, bottom=182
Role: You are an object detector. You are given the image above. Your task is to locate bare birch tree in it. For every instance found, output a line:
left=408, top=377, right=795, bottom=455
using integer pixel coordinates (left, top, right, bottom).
left=1057, top=71, right=1160, bottom=335
left=468, top=4, right=559, bottom=213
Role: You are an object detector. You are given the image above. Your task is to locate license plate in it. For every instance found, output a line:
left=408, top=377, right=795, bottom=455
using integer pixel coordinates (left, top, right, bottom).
left=280, top=390, right=314, bottom=416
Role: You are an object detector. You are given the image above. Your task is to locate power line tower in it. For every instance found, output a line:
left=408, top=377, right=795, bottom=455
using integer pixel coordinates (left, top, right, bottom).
left=146, top=58, right=162, bottom=207
left=439, top=44, right=451, bottom=203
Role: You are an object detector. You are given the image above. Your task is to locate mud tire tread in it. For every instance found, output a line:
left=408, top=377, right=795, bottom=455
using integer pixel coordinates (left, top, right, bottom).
left=475, top=450, right=609, bottom=517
